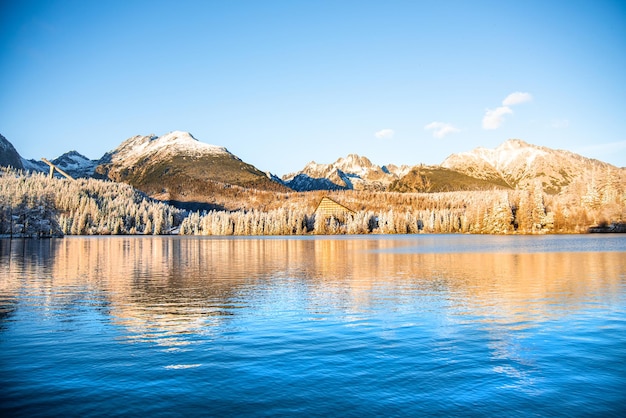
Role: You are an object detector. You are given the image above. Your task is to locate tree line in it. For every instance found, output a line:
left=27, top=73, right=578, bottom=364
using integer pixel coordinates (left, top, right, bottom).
left=0, top=169, right=184, bottom=237
left=1, top=167, right=623, bottom=237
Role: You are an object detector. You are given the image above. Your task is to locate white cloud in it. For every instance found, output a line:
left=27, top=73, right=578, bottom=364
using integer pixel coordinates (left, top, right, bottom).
left=482, top=91, right=533, bottom=130
left=502, top=91, right=532, bottom=106
left=374, top=129, right=395, bottom=139
left=424, top=122, right=460, bottom=138
left=482, top=106, right=513, bottom=130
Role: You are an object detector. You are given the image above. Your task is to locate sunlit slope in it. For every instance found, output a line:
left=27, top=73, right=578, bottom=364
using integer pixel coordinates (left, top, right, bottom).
left=441, top=139, right=622, bottom=194
left=94, top=131, right=290, bottom=204
left=389, top=165, right=511, bottom=193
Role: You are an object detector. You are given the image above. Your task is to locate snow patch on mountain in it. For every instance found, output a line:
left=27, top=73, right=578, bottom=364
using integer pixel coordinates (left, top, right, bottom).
left=21, top=158, right=47, bottom=173
left=490, top=139, right=547, bottom=171
left=18, top=151, right=98, bottom=178
left=52, top=151, right=98, bottom=178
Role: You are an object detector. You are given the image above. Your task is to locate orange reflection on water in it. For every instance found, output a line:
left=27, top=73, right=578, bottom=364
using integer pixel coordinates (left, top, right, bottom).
left=2, top=236, right=624, bottom=345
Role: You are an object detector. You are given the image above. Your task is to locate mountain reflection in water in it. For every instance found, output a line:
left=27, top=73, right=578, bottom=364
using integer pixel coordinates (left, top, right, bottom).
left=1, top=235, right=625, bottom=416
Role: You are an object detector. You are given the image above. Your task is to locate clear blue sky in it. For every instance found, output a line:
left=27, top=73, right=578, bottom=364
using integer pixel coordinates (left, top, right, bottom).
left=1, top=0, right=625, bottom=175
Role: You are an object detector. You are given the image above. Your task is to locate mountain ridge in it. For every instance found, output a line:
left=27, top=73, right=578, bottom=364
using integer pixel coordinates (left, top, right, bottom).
left=441, top=138, right=619, bottom=194
left=3, top=132, right=625, bottom=237
left=2, top=132, right=623, bottom=201
left=282, top=154, right=410, bottom=191
left=92, top=131, right=290, bottom=207
left=19, top=150, right=100, bottom=179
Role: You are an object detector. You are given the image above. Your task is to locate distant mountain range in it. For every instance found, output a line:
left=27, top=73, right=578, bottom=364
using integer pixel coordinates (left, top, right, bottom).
left=281, top=138, right=622, bottom=195
left=2, top=132, right=624, bottom=206
left=282, top=154, right=410, bottom=191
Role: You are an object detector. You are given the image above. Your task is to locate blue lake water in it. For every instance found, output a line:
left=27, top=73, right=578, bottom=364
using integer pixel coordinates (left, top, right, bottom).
left=1, top=235, right=625, bottom=417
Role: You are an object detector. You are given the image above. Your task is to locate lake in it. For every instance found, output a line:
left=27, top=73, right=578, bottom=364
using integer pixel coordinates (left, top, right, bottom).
left=1, top=235, right=625, bottom=417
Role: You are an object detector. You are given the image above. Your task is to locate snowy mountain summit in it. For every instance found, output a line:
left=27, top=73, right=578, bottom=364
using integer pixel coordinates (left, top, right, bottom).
left=52, top=151, right=98, bottom=178
left=283, top=154, right=410, bottom=191
left=93, top=131, right=288, bottom=205
left=441, top=138, right=615, bottom=193
left=2, top=131, right=622, bottom=201
left=100, top=131, right=231, bottom=166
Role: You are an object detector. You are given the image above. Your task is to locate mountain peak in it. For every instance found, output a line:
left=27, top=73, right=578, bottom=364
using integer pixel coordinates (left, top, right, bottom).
left=337, top=154, right=374, bottom=168
left=149, top=131, right=228, bottom=153
left=51, top=150, right=97, bottom=178
left=153, top=130, right=197, bottom=143
left=94, top=131, right=289, bottom=205
left=283, top=153, right=405, bottom=191
left=442, top=138, right=616, bottom=193
left=500, top=138, right=531, bottom=148
left=107, top=131, right=231, bottom=165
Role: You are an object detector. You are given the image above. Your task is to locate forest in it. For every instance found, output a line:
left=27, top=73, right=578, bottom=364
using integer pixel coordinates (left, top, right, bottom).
left=0, top=167, right=623, bottom=237
left=0, top=169, right=184, bottom=237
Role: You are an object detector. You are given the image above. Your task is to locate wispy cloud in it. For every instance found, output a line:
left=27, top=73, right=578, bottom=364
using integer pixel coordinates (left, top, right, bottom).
left=375, top=129, right=395, bottom=139
left=482, top=106, right=513, bottom=130
left=502, top=92, right=532, bottom=106
left=482, top=91, right=532, bottom=130
left=424, top=122, right=460, bottom=138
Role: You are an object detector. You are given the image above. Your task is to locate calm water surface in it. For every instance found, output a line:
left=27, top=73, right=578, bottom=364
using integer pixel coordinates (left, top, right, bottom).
left=1, top=235, right=625, bottom=417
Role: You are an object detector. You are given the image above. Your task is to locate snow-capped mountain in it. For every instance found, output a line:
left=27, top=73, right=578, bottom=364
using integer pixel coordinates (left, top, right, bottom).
left=94, top=131, right=289, bottom=204
left=2, top=131, right=623, bottom=201
left=19, top=151, right=98, bottom=178
left=282, top=154, right=410, bottom=191
left=98, top=131, right=231, bottom=166
left=441, top=139, right=619, bottom=193
left=51, top=151, right=98, bottom=178
left=21, top=158, right=47, bottom=172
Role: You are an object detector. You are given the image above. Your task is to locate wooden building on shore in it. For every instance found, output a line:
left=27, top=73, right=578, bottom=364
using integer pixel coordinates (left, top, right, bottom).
left=314, top=197, right=355, bottom=218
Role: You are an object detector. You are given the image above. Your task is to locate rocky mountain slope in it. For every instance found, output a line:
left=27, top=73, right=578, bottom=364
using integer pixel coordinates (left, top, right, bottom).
left=52, top=151, right=98, bottom=178
left=389, top=165, right=512, bottom=193
left=441, top=139, right=619, bottom=194
left=93, top=131, right=289, bottom=206
left=287, top=139, right=624, bottom=195
left=20, top=151, right=99, bottom=178
left=0, top=134, right=24, bottom=170
left=282, top=154, right=410, bottom=191
left=2, top=132, right=623, bottom=203
left=2, top=132, right=624, bottom=235
left=21, top=151, right=98, bottom=178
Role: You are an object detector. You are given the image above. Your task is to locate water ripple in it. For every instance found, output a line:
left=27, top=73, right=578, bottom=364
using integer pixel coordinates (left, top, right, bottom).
left=1, top=235, right=625, bottom=417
